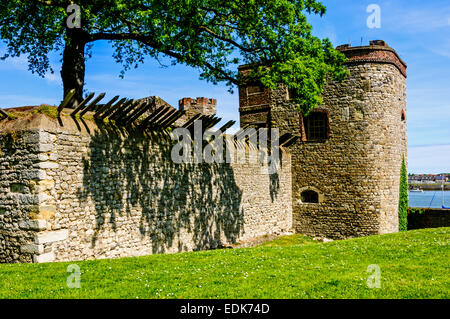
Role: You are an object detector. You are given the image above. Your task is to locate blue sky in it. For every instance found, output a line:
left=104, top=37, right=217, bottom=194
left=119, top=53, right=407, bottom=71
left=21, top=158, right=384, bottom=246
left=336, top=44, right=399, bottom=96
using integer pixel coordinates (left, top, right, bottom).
left=0, top=0, right=449, bottom=173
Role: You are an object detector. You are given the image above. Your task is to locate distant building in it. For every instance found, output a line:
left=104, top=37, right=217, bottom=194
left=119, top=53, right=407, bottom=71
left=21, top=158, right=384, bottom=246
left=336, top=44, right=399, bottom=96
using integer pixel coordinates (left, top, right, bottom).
left=435, top=176, right=448, bottom=182
left=408, top=174, right=448, bottom=183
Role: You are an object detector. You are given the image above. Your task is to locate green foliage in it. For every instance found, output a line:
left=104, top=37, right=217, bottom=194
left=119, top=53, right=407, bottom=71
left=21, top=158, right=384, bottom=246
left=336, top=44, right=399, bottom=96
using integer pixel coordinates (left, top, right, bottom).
left=6, top=111, right=25, bottom=120
left=408, top=208, right=424, bottom=215
left=399, top=156, right=409, bottom=231
left=0, top=228, right=448, bottom=298
left=34, top=104, right=59, bottom=118
left=0, top=0, right=348, bottom=113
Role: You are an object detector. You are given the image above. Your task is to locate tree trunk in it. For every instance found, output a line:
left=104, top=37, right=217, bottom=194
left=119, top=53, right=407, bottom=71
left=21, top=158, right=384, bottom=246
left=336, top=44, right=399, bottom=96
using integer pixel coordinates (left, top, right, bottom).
left=60, top=29, right=86, bottom=108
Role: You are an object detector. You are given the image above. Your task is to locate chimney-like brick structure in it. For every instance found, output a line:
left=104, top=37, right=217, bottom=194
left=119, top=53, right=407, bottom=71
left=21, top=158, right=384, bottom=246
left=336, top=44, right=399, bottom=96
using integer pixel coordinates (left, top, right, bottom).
left=178, top=97, right=217, bottom=125
left=179, top=97, right=217, bottom=116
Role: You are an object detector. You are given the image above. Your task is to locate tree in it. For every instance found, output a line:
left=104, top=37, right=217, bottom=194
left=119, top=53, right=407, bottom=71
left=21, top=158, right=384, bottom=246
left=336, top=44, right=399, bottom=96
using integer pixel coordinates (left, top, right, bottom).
left=398, top=156, right=408, bottom=231
left=0, top=0, right=348, bottom=111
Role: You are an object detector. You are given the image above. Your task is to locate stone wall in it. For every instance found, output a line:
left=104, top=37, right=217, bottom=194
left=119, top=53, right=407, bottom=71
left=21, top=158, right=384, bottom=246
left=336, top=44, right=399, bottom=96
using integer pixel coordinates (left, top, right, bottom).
left=0, top=115, right=292, bottom=263
left=0, top=130, right=45, bottom=263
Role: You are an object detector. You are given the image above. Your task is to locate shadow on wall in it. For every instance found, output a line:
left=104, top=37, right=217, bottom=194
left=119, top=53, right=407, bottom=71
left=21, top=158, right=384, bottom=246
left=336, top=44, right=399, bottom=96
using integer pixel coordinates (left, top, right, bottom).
left=80, top=122, right=246, bottom=254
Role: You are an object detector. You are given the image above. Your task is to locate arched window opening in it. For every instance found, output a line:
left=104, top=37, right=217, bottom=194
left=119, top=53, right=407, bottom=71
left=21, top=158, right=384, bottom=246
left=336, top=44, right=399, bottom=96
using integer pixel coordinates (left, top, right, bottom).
left=301, top=190, right=319, bottom=203
left=304, top=112, right=329, bottom=141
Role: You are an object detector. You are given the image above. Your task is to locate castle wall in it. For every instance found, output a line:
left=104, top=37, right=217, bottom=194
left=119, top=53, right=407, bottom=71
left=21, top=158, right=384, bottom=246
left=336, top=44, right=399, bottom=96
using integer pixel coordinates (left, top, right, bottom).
left=0, top=130, right=45, bottom=263
left=0, top=118, right=292, bottom=263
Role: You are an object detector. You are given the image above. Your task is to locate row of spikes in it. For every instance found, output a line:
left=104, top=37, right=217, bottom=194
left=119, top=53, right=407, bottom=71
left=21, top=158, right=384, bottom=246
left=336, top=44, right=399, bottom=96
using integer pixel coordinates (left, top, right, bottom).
left=179, top=121, right=298, bottom=150
left=57, top=90, right=186, bottom=130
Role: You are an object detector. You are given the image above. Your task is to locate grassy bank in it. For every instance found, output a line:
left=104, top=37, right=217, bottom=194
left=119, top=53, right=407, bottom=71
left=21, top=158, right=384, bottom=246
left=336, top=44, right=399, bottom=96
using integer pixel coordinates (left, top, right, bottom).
left=0, top=228, right=448, bottom=299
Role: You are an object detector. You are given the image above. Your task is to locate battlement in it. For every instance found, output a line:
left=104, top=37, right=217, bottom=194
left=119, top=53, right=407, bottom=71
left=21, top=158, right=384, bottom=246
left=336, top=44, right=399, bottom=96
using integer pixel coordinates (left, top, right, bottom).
left=337, top=40, right=407, bottom=77
left=178, top=97, right=217, bottom=116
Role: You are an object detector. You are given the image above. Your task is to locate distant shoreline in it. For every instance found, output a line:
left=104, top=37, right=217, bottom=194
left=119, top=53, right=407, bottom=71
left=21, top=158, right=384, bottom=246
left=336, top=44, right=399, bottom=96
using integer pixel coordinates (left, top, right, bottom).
left=409, top=183, right=450, bottom=191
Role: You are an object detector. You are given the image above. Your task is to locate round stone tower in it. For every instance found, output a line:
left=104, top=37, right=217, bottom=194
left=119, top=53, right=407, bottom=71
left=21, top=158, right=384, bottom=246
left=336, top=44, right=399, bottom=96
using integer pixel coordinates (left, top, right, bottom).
left=238, top=40, right=407, bottom=239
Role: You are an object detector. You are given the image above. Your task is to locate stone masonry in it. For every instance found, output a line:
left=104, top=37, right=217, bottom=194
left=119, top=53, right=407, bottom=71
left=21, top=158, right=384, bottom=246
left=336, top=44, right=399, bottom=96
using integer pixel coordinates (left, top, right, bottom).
left=0, top=111, right=291, bottom=263
left=239, top=40, right=407, bottom=239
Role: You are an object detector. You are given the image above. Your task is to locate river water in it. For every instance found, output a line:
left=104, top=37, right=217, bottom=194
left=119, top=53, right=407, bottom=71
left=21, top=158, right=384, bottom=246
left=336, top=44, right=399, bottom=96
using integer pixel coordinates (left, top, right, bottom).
left=409, top=190, right=450, bottom=208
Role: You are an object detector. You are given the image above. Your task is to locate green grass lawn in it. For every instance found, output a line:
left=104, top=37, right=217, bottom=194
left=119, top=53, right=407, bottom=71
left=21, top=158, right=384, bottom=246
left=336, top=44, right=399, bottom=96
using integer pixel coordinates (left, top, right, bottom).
left=0, top=228, right=448, bottom=299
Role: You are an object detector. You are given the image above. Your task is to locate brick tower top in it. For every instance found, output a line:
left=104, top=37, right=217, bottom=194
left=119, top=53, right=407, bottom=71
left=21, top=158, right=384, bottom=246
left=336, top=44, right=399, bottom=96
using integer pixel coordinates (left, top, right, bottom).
left=178, top=97, right=217, bottom=116
left=336, top=40, right=407, bottom=78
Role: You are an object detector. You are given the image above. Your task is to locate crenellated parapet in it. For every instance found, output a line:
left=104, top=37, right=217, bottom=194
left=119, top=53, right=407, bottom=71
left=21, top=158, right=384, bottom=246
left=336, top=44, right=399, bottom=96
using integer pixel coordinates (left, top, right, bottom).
left=337, top=40, right=407, bottom=78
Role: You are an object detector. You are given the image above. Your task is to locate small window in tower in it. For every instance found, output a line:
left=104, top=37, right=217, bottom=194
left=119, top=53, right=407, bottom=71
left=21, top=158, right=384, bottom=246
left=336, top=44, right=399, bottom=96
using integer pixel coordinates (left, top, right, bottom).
left=301, top=190, right=319, bottom=203
left=288, top=87, right=299, bottom=100
left=304, top=112, right=328, bottom=141
left=401, top=110, right=406, bottom=122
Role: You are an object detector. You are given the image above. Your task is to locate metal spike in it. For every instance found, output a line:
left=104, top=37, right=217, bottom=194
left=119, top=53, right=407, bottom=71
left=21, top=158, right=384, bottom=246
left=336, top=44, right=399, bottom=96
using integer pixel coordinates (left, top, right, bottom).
left=146, top=110, right=176, bottom=131
left=185, top=115, right=206, bottom=132
left=100, top=97, right=128, bottom=120
left=70, top=93, right=95, bottom=116
left=117, top=101, right=145, bottom=124
left=57, top=89, right=76, bottom=114
left=124, top=102, right=153, bottom=125
left=205, top=117, right=222, bottom=130
left=278, top=133, right=292, bottom=145
left=281, top=135, right=299, bottom=147
left=151, top=108, right=177, bottom=128
left=215, top=120, right=236, bottom=135
left=79, top=93, right=106, bottom=117
left=160, top=110, right=186, bottom=129
left=139, top=105, right=168, bottom=129
left=181, top=113, right=202, bottom=129
left=201, top=116, right=218, bottom=130
left=109, top=99, right=134, bottom=120
left=114, top=100, right=141, bottom=121
left=0, top=109, right=8, bottom=119
left=94, top=95, right=120, bottom=117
